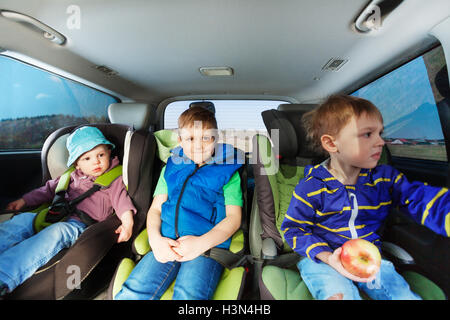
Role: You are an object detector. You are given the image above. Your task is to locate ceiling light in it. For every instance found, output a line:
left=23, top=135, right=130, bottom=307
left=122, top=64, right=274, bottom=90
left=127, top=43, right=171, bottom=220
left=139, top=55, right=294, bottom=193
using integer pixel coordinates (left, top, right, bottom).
left=0, top=10, right=66, bottom=45
left=199, top=66, right=234, bottom=76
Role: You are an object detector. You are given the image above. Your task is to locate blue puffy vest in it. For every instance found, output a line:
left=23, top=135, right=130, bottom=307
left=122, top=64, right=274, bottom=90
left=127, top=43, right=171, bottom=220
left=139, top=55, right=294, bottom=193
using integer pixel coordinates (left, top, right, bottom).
left=160, top=143, right=244, bottom=249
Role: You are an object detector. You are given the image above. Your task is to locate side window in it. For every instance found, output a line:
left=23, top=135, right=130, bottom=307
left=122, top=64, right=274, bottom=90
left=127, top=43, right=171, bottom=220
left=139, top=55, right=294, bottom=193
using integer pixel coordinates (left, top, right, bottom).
left=164, top=100, right=286, bottom=153
left=351, top=45, right=448, bottom=162
left=0, top=56, right=118, bottom=150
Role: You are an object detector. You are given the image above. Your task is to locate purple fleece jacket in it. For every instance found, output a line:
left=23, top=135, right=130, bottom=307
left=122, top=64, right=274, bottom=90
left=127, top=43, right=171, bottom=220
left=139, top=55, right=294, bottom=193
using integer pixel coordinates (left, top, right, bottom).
left=22, top=156, right=136, bottom=222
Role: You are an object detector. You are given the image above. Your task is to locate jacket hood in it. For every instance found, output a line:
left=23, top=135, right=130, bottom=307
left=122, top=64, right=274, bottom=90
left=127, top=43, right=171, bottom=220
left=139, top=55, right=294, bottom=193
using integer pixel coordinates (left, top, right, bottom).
left=304, top=160, right=373, bottom=188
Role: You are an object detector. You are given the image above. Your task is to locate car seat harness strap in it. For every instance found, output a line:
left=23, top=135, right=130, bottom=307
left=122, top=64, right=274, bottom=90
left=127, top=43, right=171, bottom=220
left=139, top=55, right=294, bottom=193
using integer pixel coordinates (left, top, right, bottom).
left=33, top=165, right=122, bottom=232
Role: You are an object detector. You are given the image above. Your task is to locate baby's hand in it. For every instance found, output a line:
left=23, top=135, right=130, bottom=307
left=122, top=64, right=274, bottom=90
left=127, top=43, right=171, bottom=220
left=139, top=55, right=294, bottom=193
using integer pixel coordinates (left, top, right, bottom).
left=172, top=235, right=206, bottom=262
left=116, top=210, right=134, bottom=243
left=6, top=198, right=26, bottom=211
left=328, top=247, right=377, bottom=283
left=115, top=224, right=133, bottom=243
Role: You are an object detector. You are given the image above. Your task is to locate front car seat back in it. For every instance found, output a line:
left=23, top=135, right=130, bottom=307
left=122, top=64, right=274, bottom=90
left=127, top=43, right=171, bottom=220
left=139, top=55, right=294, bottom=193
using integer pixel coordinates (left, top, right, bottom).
left=6, top=123, right=156, bottom=299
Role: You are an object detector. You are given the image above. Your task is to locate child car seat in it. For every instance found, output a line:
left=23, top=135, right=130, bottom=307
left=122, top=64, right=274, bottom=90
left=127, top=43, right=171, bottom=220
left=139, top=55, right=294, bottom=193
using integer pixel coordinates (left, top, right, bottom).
left=251, top=105, right=446, bottom=300
left=107, top=129, right=250, bottom=300
left=5, top=123, right=156, bottom=299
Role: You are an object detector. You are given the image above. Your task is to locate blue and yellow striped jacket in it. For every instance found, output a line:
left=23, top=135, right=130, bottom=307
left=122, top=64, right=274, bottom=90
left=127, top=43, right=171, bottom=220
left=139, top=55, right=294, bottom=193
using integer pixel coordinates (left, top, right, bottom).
left=281, top=163, right=449, bottom=263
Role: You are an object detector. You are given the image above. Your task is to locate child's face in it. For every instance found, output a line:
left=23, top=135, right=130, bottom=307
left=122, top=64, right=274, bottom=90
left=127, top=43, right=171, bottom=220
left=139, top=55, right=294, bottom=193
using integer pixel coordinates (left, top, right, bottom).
left=178, top=124, right=216, bottom=165
left=332, top=113, right=385, bottom=169
left=75, top=144, right=111, bottom=177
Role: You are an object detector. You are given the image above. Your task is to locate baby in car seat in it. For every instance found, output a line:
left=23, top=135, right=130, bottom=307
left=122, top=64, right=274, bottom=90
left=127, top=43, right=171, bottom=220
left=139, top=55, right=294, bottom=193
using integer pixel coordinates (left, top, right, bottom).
left=0, top=126, right=136, bottom=296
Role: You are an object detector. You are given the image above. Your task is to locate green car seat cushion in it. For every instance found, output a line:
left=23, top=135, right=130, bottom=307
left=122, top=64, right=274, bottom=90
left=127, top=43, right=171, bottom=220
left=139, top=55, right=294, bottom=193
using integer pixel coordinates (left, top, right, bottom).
left=401, top=271, right=446, bottom=300
left=133, top=228, right=151, bottom=256
left=261, top=265, right=313, bottom=300
left=276, top=164, right=304, bottom=252
left=159, top=266, right=246, bottom=300
left=212, top=267, right=246, bottom=300
left=111, top=258, right=136, bottom=299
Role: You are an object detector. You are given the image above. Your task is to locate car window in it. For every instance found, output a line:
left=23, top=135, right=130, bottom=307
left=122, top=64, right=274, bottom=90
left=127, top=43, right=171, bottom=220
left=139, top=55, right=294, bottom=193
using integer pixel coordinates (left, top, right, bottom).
left=164, top=100, right=287, bottom=153
left=351, top=45, right=447, bottom=162
left=0, top=55, right=118, bottom=150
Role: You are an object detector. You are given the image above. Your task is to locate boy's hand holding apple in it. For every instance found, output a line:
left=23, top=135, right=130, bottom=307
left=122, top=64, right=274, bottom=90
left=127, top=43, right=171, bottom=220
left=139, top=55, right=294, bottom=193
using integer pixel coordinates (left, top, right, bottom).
left=318, top=239, right=381, bottom=283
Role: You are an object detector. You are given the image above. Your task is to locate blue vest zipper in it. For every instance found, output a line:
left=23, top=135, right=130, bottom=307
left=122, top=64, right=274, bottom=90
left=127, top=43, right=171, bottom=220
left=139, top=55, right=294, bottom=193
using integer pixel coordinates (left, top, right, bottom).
left=174, top=164, right=202, bottom=238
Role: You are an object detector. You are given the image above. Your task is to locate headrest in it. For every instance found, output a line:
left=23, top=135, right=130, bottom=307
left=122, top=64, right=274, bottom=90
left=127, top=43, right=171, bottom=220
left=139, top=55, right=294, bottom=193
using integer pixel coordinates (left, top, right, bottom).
left=262, top=109, right=298, bottom=158
left=153, top=130, right=179, bottom=163
left=262, top=104, right=322, bottom=164
left=189, top=101, right=216, bottom=114
left=108, top=103, right=154, bottom=130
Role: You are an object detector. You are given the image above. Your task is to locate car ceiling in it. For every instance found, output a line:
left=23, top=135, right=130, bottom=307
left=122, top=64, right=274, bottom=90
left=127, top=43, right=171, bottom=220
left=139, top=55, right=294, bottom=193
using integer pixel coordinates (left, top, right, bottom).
left=0, top=0, right=449, bottom=105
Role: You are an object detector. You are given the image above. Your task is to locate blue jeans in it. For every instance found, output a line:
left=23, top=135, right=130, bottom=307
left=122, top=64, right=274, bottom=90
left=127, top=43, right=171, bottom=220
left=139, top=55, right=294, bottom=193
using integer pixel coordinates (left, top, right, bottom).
left=298, top=258, right=422, bottom=300
left=115, top=251, right=223, bottom=300
left=0, top=212, right=86, bottom=293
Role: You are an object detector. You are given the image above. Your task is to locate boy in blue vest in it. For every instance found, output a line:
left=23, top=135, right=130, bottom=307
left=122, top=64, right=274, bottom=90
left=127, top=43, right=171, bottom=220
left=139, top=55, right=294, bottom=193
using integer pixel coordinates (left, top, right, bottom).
left=281, top=95, right=449, bottom=300
left=116, top=106, right=244, bottom=300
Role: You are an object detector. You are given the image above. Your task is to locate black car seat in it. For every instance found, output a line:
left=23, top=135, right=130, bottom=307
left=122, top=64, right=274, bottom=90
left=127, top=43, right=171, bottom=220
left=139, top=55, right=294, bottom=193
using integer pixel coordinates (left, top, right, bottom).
left=107, top=129, right=250, bottom=300
left=5, top=103, right=157, bottom=299
left=250, top=104, right=446, bottom=300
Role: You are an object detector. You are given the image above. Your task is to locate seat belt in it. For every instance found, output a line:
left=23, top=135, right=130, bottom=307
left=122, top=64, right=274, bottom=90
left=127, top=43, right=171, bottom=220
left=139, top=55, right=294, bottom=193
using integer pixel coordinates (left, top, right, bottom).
left=264, top=252, right=302, bottom=268
left=202, top=247, right=250, bottom=270
left=33, top=165, right=122, bottom=232
left=45, top=184, right=101, bottom=224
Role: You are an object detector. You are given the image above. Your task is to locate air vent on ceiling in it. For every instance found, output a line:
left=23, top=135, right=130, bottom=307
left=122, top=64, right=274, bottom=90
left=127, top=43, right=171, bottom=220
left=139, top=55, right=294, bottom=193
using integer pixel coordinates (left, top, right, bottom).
left=94, top=65, right=118, bottom=76
left=322, top=58, right=348, bottom=72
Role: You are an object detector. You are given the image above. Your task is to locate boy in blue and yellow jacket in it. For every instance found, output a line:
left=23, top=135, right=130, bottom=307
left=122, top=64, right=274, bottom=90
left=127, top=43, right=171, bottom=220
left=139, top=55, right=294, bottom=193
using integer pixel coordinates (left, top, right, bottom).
left=281, top=95, right=449, bottom=300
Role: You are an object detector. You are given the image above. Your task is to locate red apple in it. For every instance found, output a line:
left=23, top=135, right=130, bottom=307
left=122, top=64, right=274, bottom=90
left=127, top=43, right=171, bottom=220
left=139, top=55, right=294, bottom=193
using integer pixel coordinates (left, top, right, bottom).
left=340, top=239, right=381, bottom=279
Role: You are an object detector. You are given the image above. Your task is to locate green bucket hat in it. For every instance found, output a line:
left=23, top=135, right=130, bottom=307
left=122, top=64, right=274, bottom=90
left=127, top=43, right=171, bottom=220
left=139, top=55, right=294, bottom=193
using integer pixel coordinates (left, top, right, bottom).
left=66, top=126, right=115, bottom=167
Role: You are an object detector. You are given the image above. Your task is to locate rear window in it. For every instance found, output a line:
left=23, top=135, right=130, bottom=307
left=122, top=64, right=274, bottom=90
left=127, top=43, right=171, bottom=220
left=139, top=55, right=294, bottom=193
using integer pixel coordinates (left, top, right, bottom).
left=164, top=100, right=287, bottom=152
left=0, top=55, right=118, bottom=150
left=351, top=45, right=447, bottom=162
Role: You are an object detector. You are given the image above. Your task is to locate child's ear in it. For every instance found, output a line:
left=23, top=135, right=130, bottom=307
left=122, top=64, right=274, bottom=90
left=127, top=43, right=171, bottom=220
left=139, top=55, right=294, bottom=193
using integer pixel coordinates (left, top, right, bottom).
left=320, top=134, right=338, bottom=153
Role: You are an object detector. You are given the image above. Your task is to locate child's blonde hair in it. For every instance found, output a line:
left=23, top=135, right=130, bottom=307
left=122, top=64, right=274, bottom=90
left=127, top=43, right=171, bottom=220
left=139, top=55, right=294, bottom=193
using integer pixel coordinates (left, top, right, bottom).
left=178, top=106, right=218, bottom=129
left=302, top=94, right=383, bottom=155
